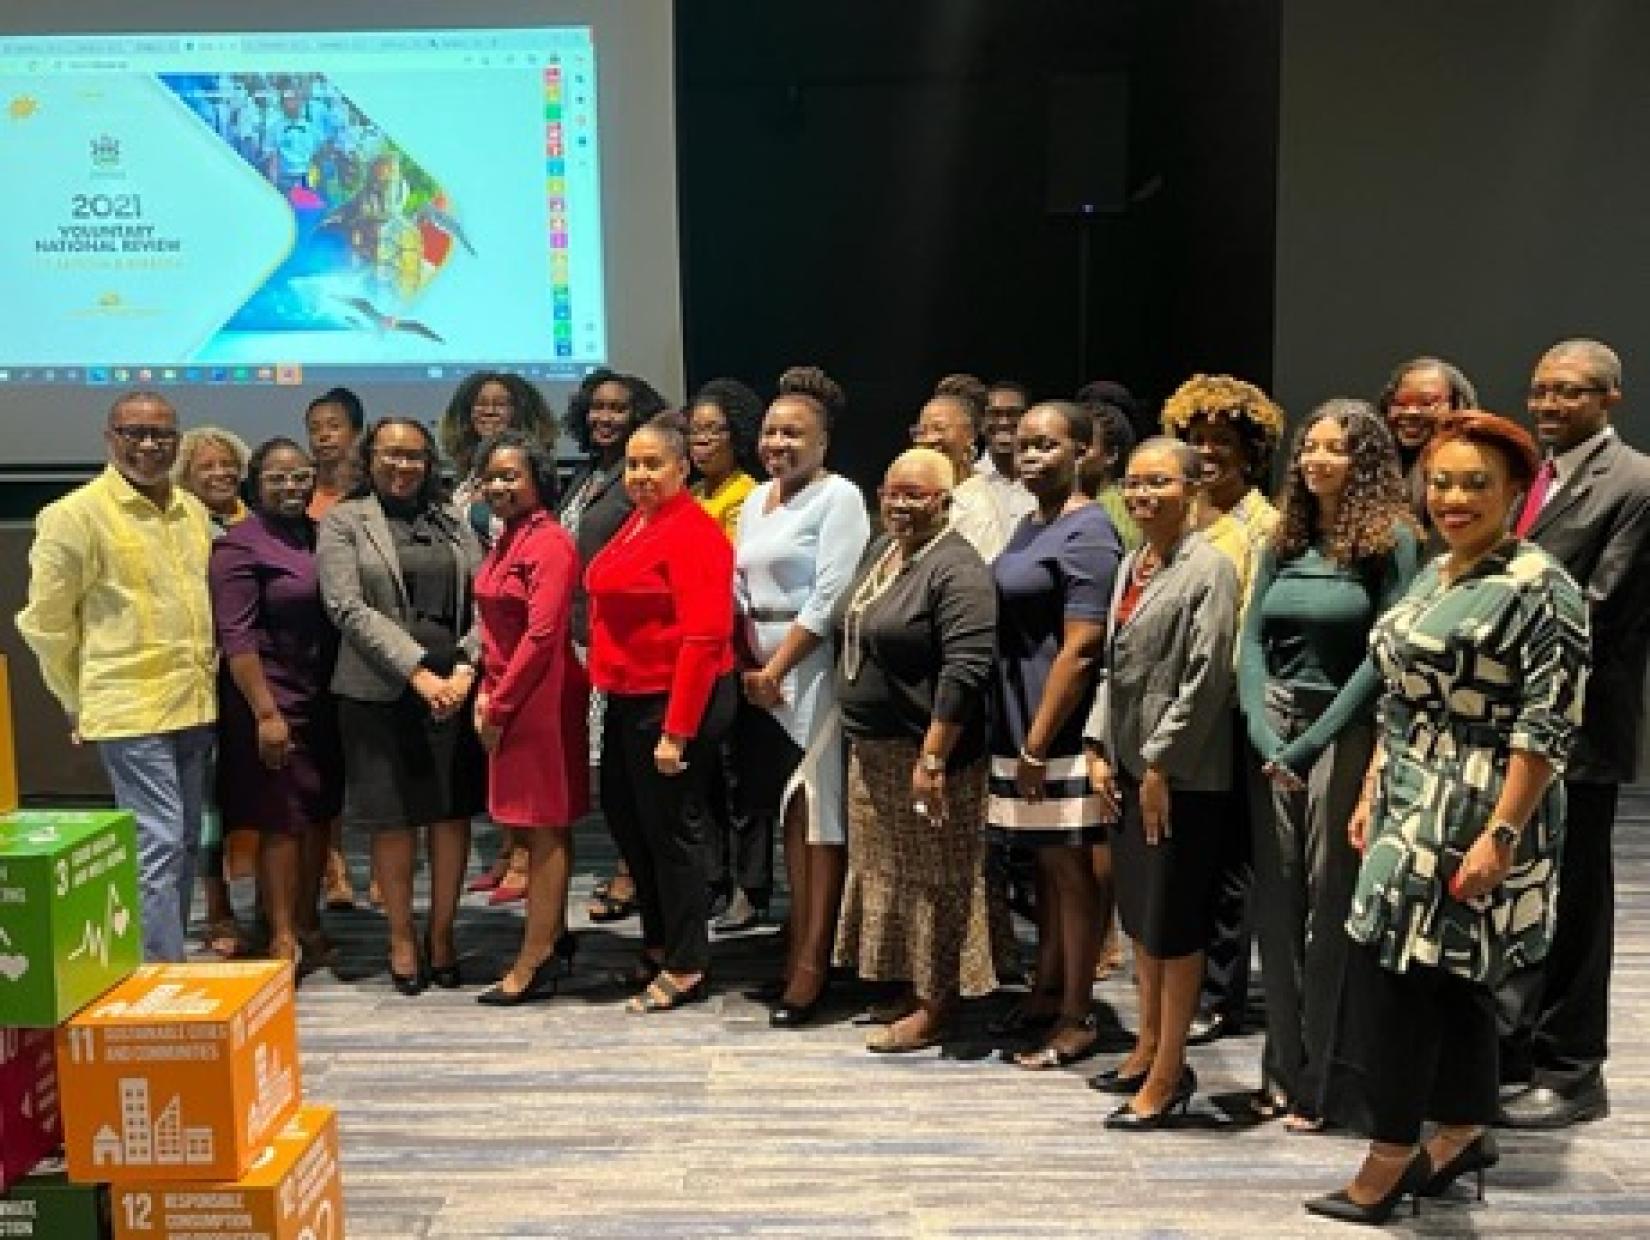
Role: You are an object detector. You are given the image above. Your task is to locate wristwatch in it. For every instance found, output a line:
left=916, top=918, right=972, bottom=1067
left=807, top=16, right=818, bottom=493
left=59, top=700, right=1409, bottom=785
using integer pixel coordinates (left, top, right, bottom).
left=1489, top=820, right=1521, bottom=849
left=920, top=753, right=945, bottom=774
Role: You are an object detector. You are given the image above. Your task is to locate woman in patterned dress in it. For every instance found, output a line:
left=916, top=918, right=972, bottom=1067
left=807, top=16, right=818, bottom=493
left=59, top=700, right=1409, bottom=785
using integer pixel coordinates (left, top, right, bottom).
left=834, top=448, right=999, bottom=1051
left=1307, top=412, right=1589, bottom=1224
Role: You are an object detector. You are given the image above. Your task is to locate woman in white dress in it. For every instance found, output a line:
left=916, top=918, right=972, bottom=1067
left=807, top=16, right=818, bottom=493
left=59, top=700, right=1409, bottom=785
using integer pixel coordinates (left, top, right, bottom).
left=736, top=365, right=871, bottom=1027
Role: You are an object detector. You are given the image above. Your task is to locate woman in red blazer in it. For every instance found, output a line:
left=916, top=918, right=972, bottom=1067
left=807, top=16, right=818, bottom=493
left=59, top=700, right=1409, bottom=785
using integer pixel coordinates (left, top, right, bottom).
left=586, top=415, right=738, bottom=1012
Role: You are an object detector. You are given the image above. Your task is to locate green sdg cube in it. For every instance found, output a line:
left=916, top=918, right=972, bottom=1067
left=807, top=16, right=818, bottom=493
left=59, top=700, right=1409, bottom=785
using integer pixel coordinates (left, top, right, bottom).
left=0, top=1163, right=111, bottom=1240
left=0, top=810, right=140, bottom=1028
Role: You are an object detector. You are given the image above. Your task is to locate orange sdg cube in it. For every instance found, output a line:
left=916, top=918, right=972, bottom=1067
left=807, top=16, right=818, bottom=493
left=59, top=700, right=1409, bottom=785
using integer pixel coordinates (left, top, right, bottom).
left=111, top=1104, right=345, bottom=1240
left=56, top=961, right=301, bottom=1184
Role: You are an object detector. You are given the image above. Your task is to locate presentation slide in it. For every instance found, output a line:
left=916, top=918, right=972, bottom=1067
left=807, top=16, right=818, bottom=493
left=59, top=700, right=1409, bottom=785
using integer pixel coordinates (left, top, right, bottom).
left=0, top=2, right=682, bottom=469
left=0, top=29, right=604, bottom=380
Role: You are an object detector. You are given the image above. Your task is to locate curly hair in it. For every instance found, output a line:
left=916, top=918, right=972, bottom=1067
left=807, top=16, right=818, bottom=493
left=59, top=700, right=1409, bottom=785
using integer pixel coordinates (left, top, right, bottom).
left=564, top=367, right=669, bottom=454
left=1375, top=356, right=1478, bottom=414
left=472, top=429, right=561, bottom=511
left=689, top=377, right=763, bottom=473
left=437, top=371, right=556, bottom=475
left=1160, top=373, right=1286, bottom=483
left=349, top=416, right=448, bottom=508
left=1273, top=398, right=1417, bottom=565
left=775, top=364, right=845, bottom=430
left=933, top=373, right=987, bottom=429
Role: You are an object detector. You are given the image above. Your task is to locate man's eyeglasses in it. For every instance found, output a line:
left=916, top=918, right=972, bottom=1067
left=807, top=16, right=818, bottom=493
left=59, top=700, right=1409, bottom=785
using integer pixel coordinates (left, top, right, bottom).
left=109, top=425, right=180, bottom=447
left=373, top=449, right=428, bottom=467
left=1528, top=382, right=1606, bottom=405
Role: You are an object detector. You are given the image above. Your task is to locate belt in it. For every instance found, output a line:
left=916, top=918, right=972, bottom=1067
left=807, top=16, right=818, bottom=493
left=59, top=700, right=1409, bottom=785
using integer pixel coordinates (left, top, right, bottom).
left=747, top=606, right=800, bottom=623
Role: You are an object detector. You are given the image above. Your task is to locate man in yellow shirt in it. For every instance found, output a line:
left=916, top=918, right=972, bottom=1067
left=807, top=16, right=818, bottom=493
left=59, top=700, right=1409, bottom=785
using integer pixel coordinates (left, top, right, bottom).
left=15, top=391, right=217, bottom=961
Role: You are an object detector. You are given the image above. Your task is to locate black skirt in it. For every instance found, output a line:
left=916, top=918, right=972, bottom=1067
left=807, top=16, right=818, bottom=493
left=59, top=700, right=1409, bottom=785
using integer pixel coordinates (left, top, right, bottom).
left=338, top=690, right=485, bottom=831
left=1110, top=778, right=1227, bottom=958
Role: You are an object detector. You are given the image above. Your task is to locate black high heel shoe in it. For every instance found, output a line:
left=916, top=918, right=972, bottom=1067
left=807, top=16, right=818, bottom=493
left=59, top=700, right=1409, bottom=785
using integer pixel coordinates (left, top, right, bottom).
left=769, top=966, right=829, bottom=1029
left=424, top=935, right=462, bottom=990
left=1104, top=1066, right=1196, bottom=1130
left=1420, top=1131, right=1499, bottom=1200
left=1087, top=1064, right=1149, bottom=1095
left=388, top=949, right=425, bottom=997
left=1305, top=1150, right=1433, bottom=1225
left=477, top=953, right=565, bottom=1006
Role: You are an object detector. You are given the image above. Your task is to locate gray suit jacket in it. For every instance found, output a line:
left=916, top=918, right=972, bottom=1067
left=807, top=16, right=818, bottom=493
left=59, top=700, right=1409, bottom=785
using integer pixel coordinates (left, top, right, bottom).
left=1084, top=533, right=1238, bottom=790
left=317, top=494, right=483, bottom=702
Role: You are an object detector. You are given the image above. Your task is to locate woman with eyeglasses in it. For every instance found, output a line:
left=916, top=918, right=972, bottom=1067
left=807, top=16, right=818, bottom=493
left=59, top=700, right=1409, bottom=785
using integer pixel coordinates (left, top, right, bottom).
left=561, top=368, right=670, bottom=925
left=175, top=426, right=255, bottom=960
left=438, top=371, right=558, bottom=907
left=834, top=448, right=998, bottom=1052
left=736, top=366, right=871, bottom=1026
left=1237, top=400, right=1420, bottom=1131
left=1376, top=357, right=1479, bottom=526
left=1308, top=413, right=1587, bottom=1223
left=209, top=438, right=343, bottom=973
left=1084, top=437, right=1238, bottom=1128
left=686, top=378, right=764, bottom=931
left=318, top=417, right=486, bottom=994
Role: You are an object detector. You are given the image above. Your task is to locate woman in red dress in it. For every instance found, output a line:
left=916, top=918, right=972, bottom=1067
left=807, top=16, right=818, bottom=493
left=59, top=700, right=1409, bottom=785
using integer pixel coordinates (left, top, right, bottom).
left=471, top=431, right=591, bottom=1005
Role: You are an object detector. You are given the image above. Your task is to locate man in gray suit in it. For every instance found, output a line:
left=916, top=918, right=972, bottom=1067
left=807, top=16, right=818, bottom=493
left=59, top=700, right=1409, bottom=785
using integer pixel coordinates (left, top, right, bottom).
left=1498, top=338, right=1650, bottom=1128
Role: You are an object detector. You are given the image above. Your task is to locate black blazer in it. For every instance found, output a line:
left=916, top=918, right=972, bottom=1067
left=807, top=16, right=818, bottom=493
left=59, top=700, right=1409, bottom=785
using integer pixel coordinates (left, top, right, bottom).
left=561, top=457, right=634, bottom=646
left=1527, top=431, right=1650, bottom=783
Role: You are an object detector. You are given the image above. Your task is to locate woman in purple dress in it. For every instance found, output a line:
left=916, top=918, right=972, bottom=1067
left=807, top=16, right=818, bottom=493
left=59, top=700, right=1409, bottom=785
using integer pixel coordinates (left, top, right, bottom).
left=210, top=437, right=344, bottom=971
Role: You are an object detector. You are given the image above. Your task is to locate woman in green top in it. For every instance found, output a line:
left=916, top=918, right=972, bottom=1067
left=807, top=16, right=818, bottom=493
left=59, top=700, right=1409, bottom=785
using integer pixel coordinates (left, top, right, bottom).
left=1306, top=412, right=1588, bottom=1225
left=1238, top=400, right=1420, bottom=1132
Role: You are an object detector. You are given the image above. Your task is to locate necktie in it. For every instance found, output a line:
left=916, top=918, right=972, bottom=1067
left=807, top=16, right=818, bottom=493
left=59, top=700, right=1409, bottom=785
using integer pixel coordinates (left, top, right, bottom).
left=1515, top=459, right=1557, bottom=536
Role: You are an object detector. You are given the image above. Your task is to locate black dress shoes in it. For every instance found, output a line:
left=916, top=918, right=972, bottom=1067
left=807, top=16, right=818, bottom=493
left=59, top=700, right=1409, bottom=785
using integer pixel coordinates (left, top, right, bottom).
left=1185, top=1009, right=1240, bottom=1046
left=1496, top=1078, right=1609, bottom=1129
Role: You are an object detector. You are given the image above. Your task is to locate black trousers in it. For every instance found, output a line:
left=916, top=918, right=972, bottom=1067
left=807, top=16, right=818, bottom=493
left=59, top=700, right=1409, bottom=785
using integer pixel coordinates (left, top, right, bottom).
left=1199, top=712, right=1254, bottom=1021
left=1332, top=943, right=1499, bottom=1145
left=724, top=702, right=802, bottom=904
left=601, top=675, right=738, bottom=973
left=1496, top=778, right=1618, bottom=1092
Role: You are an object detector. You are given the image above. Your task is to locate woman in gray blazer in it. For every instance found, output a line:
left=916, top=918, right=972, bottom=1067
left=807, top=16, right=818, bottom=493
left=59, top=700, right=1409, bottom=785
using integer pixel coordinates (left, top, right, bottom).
left=318, top=417, right=486, bottom=995
left=1083, top=437, right=1239, bottom=1129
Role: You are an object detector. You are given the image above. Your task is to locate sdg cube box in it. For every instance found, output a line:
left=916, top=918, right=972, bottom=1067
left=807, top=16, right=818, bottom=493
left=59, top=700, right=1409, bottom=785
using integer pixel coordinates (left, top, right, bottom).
left=0, top=1028, right=61, bottom=1192
left=111, top=1105, right=344, bottom=1240
left=0, top=809, right=140, bottom=1028
left=57, top=962, right=300, bottom=1185
left=0, top=1162, right=111, bottom=1240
